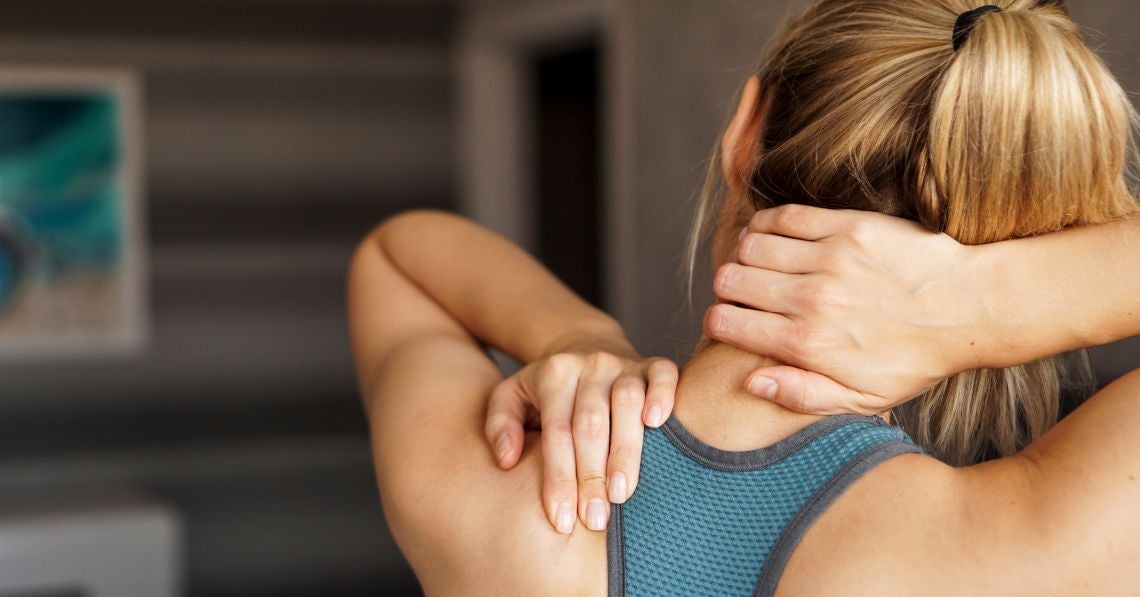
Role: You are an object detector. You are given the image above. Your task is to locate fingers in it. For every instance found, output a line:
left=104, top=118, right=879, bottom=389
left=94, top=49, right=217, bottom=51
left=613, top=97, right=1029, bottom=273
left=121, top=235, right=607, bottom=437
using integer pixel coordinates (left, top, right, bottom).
left=748, top=204, right=849, bottom=240
left=536, top=359, right=583, bottom=535
left=703, top=303, right=801, bottom=365
left=606, top=359, right=677, bottom=505
left=643, top=358, right=678, bottom=429
left=713, top=263, right=802, bottom=314
left=572, top=357, right=622, bottom=531
left=738, top=232, right=825, bottom=274
left=484, top=378, right=530, bottom=470
left=607, top=372, right=646, bottom=505
left=745, top=365, right=883, bottom=416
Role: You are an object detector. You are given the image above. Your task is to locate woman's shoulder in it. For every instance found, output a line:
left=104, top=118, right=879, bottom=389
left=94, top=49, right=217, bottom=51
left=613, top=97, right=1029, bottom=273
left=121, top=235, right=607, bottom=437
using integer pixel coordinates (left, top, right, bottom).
left=776, top=449, right=1051, bottom=595
left=474, top=441, right=609, bottom=595
left=776, top=451, right=954, bottom=594
left=386, top=429, right=609, bottom=595
left=365, top=338, right=607, bottom=595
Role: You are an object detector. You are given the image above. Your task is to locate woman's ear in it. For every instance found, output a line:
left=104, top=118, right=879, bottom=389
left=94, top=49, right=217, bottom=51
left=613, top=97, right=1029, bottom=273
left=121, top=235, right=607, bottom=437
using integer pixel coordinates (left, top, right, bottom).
left=720, top=76, right=766, bottom=194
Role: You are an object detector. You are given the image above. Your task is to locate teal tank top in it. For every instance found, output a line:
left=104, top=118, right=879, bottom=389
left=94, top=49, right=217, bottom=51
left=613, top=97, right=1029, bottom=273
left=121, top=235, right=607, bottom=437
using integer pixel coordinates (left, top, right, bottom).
left=607, top=414, right=922, bottom=596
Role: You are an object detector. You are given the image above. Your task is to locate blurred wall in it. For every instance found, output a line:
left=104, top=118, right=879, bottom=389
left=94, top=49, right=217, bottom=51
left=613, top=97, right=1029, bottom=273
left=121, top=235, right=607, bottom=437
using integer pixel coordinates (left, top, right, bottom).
left=625, top=0, right=794, bottom=359
left=0, top=1, right=449, bottom=595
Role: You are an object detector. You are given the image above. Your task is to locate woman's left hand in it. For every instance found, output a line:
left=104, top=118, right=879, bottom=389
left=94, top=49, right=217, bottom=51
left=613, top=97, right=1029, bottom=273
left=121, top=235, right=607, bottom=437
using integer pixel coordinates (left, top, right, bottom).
left=706, top=205, right=973, bottom=414
left=484, top=346, right=678, bottom=534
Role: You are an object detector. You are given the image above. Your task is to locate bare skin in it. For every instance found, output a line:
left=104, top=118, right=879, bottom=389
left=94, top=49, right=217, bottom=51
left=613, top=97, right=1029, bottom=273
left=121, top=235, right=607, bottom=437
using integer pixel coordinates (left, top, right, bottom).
left=350, top=209, right=1140, bottom=595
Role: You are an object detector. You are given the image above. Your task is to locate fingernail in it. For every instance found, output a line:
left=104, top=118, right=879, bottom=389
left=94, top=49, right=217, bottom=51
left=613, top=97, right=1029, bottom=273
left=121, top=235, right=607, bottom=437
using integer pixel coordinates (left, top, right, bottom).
left=748, top=376, right=779, bottom=399
left=647, top=405, right=663, bottom=428
left=586, top=499, right=608, bottom=531
left=609, top=472, right=628, bottom=503
left=556, top=502, right=574, bottom=534
left=495, top=433, right=511, bottom=463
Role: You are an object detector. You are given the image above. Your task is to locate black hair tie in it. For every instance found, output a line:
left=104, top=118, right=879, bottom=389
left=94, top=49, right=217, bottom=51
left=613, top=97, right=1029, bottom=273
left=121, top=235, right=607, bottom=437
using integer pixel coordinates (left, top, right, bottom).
left=952, top=5, right=1003, bottom=51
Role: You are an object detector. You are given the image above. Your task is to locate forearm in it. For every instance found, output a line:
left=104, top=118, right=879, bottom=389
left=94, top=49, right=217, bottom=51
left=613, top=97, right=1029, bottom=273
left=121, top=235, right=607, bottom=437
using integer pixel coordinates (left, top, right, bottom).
left=968, top=216, right=1140, bottom=369
left=373, top=210, right=634, bottom=363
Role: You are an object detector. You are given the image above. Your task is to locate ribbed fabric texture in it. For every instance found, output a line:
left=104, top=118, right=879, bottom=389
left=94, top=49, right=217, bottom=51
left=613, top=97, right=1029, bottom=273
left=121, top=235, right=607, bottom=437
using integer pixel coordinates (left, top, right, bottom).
left=613, top=416, right=919, bottom=596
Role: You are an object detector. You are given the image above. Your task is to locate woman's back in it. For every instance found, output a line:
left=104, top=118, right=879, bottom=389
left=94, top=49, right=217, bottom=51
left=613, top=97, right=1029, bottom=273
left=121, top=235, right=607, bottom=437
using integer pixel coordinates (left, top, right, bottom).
left=612, top=414, right=920, bottom=595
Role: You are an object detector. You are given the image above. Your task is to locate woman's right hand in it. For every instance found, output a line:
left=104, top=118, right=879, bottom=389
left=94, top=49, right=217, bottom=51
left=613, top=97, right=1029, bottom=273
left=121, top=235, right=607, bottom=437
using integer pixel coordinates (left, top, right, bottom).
left=706, top=205, right=990, bottom=415
left=484, top=346, right=678, bottom=534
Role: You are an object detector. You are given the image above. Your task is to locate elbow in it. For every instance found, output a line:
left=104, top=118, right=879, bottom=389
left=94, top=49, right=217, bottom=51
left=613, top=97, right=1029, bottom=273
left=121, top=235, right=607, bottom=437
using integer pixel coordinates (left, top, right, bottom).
left=366, top=209, right=465, bottom=245
left=346, top=209, right=454, bottom=297
left=346, top=209, right=471, bottom=291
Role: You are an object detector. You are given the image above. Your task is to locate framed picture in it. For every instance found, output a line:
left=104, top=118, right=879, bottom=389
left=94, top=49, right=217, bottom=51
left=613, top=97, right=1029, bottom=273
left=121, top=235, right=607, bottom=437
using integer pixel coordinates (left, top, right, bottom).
left=0, top=68, right=146, bottom=358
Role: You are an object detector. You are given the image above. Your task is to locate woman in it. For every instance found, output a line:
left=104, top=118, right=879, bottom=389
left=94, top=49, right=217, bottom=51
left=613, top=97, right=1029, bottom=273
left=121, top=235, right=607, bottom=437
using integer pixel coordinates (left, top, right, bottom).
left=350, top=0, right=1140, bottom=594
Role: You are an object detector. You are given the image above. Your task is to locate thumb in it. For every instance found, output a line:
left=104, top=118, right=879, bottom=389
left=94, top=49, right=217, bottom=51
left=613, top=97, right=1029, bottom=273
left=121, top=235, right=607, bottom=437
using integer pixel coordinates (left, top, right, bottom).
left=744, top=366, right=880, bottom=416
left=485, top=377, right=530, bottom=469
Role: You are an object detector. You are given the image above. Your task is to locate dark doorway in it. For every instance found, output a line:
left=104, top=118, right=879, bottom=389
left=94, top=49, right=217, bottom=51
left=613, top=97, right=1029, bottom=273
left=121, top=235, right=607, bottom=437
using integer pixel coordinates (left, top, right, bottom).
left=532, top=43, right=604, bottom=308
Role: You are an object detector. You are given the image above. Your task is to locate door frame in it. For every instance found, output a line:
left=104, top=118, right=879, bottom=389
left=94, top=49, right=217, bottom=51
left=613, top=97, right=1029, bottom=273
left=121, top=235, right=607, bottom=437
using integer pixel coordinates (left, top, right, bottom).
left=457, top=0, right=639, bottom=333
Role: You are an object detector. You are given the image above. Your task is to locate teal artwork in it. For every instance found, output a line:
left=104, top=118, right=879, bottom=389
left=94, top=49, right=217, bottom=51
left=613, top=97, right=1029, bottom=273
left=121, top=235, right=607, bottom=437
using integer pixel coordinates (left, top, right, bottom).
left=0, top=72, right=144, bottom=356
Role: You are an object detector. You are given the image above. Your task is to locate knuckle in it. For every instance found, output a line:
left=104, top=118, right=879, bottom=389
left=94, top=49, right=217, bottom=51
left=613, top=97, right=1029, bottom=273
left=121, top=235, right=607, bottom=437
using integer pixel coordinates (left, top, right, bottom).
left=794, top=325, right=831, bottom=358
left=799, top=287, right=825, bottom=311
left=774, top=204, right=806, bottom=230
left=798, top=383, right=826, bottom=414
left=484, top=411, right=513, bottom=432
left=577, top=474, right=608, bottom=491
left=713, top=263, right=738, bottom=294
left=813, top=284, right=845, bottom=311
left=540, top=354, right=579, bottom=379
left=819, top=248, right=846, bottom=271
left=787, top=388, right=812, bottom=413
left=549, top=435, right=577, bottom=458
left=749, top=209, right=766, bottom=230
left=801, top=280, right=836, bottom=312
left=648, top=358, right=679, bottom=381
left=578, top=471, right=607, bottom=484
left=737, top=233, right=759, bottom=261
left=612, top=380, right=644, bottom=406
left=846, top=220, right=876, bottom=246
left=586, top=351, right=621, bottom=371
left=704, top=303, right=735, bottom=337
left=608, top=443, right=640, bottom=465
left=543, top=418, right=573, bottom=437
left=572, top=410, right=610, bottom=436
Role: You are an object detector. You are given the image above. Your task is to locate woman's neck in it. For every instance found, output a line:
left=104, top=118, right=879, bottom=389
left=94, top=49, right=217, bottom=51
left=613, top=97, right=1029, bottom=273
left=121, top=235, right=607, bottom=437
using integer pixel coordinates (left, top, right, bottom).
left=672, top=341, right=826, bottom=451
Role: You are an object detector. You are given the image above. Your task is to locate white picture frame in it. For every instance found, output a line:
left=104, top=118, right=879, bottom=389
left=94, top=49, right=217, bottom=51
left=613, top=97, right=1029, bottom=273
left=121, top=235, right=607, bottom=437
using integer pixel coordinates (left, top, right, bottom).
left=0, top=68, right=147, bottom=358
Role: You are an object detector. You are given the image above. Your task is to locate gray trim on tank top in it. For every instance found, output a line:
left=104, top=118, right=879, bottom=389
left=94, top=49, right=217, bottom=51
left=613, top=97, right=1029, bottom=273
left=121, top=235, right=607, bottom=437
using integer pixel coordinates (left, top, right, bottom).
left=606, top=414, right=922, bottom=597
left=608, top=502, right=626, bottom=596
left=661, top=413, right=886, bottom=472
left=752, top=439, right=923, bottom=596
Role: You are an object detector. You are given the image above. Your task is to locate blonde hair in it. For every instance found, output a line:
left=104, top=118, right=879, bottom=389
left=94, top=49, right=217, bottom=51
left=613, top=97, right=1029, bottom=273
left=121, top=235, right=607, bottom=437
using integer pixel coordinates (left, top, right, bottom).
left=691, top=0, right=1139, bottom=465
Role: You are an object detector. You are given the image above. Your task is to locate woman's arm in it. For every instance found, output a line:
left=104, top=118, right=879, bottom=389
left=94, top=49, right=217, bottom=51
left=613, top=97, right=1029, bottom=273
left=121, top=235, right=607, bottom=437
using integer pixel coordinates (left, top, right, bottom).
left=980, top=214, right=1140, bottom=363
left=352, top=210, right=629, bottom=381
left=351, top=210, right=671, bottom=535
left=706, top=205, right=1140, bottom=413
left=349, top=214, right=605, bottom=592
